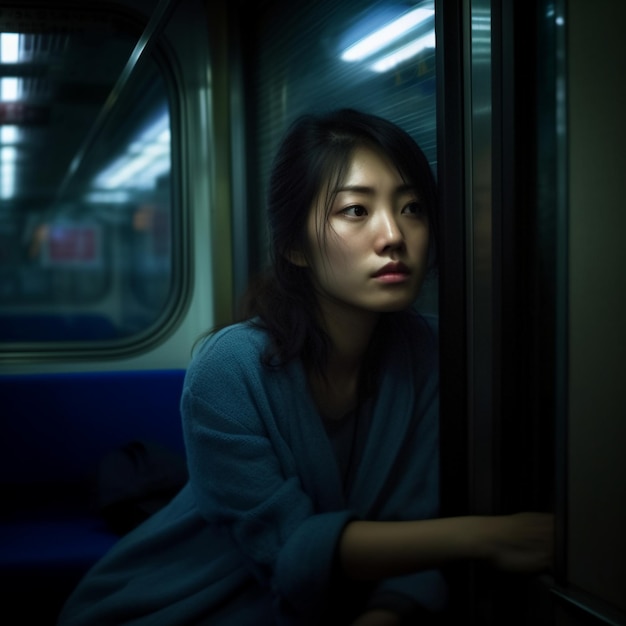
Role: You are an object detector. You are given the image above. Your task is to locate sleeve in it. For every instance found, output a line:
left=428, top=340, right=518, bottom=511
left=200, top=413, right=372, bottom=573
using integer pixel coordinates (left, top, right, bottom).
left=180, top=328, right=353, bottom=623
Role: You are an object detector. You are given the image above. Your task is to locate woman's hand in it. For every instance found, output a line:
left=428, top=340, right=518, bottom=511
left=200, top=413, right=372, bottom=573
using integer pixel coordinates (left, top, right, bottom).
left=478, top=512, right=555, bottom=573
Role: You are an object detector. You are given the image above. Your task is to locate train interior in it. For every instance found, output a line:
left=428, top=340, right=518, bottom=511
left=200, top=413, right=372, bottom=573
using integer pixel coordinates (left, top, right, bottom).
left=1, top=0, right=624, bottom=624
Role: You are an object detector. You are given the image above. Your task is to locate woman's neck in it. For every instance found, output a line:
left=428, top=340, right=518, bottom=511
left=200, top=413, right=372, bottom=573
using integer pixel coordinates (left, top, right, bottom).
left=322, top=294, right=379, bottom=364
left=309, top=299, right=380, bottom=420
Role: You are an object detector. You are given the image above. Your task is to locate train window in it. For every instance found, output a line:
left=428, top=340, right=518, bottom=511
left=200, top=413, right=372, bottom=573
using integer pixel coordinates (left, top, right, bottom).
left=245, top=0, right=437, bottom=313
left=0, top=7, right=176, bottom=348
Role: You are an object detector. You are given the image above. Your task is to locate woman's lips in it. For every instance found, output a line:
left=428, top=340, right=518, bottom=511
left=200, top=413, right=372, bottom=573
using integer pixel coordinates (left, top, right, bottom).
left=372, top=262, right=410, bottom=283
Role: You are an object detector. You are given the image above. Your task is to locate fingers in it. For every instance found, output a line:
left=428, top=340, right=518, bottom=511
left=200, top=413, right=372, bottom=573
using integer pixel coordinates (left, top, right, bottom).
left=488, top=512, right=555, bottom=573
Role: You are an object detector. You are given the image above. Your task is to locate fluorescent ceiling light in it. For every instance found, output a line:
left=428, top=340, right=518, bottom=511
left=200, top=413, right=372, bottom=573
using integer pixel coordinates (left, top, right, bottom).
left=1, top=162, right=15, bottom=199
left=341, top=7, right=434, bottom=62
left=371, top=31, right=435, bottom=72
left=133, top=155, right=170, bottom=189
left=101, top=150, right=168, bottom=189
left=1, top=33, right=20, bottom=63
left=86, top=190, right=132, bottom=204
left=94, top=114, right=171, bottom=191
left=1, top=146, right=18, bottom=162
left=1, top=126, right=19, bottom=144
left=1, top=77, right=20, bottom=101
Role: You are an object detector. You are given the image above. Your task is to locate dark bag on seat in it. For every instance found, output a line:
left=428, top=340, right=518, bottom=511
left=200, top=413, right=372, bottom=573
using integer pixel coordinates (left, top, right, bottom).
left=93, top=439, right=188, bottom=535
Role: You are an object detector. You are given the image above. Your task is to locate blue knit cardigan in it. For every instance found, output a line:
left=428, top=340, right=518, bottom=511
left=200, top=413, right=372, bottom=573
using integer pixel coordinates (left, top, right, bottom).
left=58, top=314, right=447, bottom=625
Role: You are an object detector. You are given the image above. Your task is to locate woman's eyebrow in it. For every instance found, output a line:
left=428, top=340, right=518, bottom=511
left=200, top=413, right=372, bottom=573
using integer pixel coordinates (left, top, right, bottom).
left=334, top=183, right=419, bottom=195
left=334, top=185, right=374, bottom=194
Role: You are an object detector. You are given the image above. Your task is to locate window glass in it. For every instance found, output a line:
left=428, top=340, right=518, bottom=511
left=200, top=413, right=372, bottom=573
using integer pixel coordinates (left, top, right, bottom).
left=250, top=0, right=437, bottom=312
left=0, top=7, right=174, bottom=345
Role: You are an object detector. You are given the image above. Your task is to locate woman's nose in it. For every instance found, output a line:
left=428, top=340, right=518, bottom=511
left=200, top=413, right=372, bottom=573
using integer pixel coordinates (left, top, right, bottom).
left=374, top=212, right=404, bottom=252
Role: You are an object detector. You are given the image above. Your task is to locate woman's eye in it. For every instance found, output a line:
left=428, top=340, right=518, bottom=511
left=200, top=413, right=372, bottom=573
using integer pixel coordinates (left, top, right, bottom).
left=403, top=201, right=425, bottom=217
left=342, top=205, right=367, bottom=217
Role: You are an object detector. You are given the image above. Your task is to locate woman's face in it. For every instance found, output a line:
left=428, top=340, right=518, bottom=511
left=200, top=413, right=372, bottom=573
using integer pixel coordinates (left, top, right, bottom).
left=299, top=145, right=430, bottom=316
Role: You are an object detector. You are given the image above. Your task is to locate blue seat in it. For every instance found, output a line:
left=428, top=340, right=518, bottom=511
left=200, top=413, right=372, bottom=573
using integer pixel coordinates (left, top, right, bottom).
left=0, top=369, right=187, bottom=622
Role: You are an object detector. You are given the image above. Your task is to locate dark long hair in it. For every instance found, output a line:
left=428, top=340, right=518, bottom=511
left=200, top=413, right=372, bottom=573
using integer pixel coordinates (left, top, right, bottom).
left=235, top=108, right=439, bottom=374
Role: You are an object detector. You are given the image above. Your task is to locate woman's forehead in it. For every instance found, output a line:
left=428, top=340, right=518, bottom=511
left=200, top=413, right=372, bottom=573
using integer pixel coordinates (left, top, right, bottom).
left=327, top=144, right=414, bottom=194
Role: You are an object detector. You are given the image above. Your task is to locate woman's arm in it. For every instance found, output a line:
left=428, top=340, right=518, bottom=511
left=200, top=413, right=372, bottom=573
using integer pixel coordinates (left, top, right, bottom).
left=339, top=512, right=554, bottom=580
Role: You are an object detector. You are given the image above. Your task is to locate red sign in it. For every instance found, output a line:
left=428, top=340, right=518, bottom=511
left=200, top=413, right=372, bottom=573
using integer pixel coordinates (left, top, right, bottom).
left=43, top=224, right=101, bottom=267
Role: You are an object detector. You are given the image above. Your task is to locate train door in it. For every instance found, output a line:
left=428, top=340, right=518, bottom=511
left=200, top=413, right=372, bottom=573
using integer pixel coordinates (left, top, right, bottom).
left=439, top=0, right=626, bottom=623
left=551, top=0, right=626, bottom=623
left=443, top=0, right=626, bottom=623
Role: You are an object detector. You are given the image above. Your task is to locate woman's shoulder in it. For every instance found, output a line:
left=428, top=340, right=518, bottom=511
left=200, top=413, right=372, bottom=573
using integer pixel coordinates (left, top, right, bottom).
left=189, top=320, right=271, bottom=373
left=205, top=319, right=268, bottom=349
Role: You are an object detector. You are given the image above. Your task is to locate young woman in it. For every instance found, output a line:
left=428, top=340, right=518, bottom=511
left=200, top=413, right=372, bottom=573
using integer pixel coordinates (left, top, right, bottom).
left=58, top=109, right=553, bottom=626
